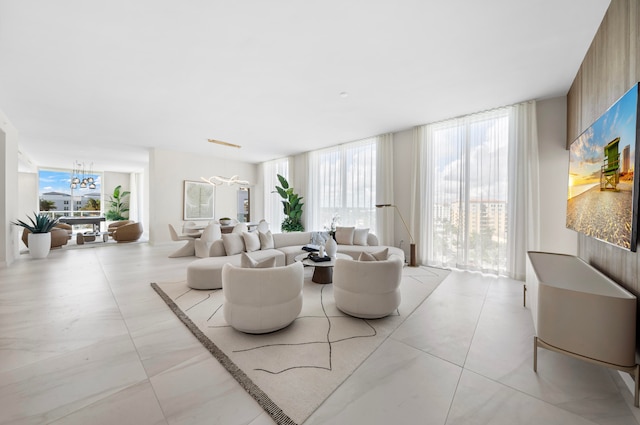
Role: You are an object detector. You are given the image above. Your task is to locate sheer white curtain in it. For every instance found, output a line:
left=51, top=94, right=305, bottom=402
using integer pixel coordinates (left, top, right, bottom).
left=376, top=133, right=394, bottom=245
left=262, top=158, right=290, bottom=231
left=507, top=101, right=540, bottom=280
left=416, top=101, right=539, bottom=278
left=307, top=137, right=377, bottom=231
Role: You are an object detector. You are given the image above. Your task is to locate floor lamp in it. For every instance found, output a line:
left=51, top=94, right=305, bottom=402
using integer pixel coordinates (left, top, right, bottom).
left=375, top=204, right=417, bottom=267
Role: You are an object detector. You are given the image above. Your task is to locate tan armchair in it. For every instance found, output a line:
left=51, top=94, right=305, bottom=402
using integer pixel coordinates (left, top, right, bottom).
left=108, top=220, right=133, bottom=233
left=21, top=227, right=70, bottom=249
left=111, top=221, right=143, bottom=242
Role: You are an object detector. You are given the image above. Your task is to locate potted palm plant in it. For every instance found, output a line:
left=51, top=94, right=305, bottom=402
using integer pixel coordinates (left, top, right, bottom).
left=12, top=212, right=59, bottom=258
left=105, top=185, right=130, bottom=221
left=274, top=174, right=304, bottom=232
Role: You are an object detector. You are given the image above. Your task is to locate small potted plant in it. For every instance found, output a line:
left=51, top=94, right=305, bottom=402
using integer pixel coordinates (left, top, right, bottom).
left=219, top=217, right=232, bottom=226
left=12, top=212, right=59, bottom=258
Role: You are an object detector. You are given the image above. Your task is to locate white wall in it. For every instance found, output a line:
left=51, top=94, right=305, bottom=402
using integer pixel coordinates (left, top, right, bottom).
left=103, top=171, right=130, bottom=200
left=18, top=172, right=38, bottom=218
left=17, top=172, right=38, bottom=249
left=149, top=149, right=259, bottom=244
left=0, top=111, right=19, bottom=266
left=537, top=97, right=577, bottom=255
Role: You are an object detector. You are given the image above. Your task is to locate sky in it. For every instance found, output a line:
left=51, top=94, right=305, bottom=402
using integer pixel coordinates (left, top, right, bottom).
left=39, top=169, right=102, bottom=196
left=569, top=84, right=638, bottom=188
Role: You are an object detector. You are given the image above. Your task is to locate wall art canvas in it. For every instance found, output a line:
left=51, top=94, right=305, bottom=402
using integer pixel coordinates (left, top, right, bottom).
left=566, top=83, right=640, bottom=251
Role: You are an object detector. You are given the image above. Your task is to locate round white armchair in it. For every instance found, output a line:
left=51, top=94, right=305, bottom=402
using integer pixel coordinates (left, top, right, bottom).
left=332, top=254, right=404, bottom=319
left=222, top=261, right=304, bottom=334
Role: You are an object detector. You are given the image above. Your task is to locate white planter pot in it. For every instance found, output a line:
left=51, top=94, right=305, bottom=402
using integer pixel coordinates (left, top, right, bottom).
left=28, top=232, right=51, bottom=259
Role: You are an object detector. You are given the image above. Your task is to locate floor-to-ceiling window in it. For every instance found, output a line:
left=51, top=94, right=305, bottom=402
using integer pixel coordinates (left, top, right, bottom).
left=308, top=137, right=377, bottom=231
left=38, top=167, right=102, bottom=219
left=418, top=102, right=539, bottom=278
left=421, top=109, right=510, bottom=274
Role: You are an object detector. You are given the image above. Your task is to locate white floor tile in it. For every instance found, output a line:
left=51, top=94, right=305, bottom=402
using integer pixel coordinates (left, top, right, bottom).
left=1, top=244, right=637, bottom=425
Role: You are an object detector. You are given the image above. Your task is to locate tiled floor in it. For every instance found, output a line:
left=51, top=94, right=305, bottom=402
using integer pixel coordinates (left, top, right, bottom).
left=1, top=243, right=638, bottom=425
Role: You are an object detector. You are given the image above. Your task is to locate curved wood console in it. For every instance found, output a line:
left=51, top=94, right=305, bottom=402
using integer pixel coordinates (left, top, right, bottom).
left=526, top=251, right=639, bottom=406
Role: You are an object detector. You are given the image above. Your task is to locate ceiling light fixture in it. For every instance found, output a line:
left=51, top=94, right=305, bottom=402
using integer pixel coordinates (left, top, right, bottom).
left=201, top=175, right=251, bottom=186
left=207, top=139, right=242, bottom=149
left=339, top=91, right=349, bottom=98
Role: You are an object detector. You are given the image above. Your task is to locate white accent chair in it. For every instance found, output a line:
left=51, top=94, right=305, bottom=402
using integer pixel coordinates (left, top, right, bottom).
left=194, top=223, right=222, bottom=258
left=168, top=224, right=199, bottom=258
left=256, top=219, right=269, bottom=233
left=182, top=221, right=202, bottom=237
left=232, top=222, right=248, bottom=233
left=222, top=262, right=304, bottom=334
left=332, top=254, right=404, bottom=319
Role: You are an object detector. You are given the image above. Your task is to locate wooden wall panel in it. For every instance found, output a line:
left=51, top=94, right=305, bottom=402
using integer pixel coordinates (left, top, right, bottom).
left=568, top=0, right=640, bottom=299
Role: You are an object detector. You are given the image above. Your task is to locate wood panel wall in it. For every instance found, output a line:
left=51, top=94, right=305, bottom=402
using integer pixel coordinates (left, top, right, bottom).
left=567, top=0, right=640, bottom=297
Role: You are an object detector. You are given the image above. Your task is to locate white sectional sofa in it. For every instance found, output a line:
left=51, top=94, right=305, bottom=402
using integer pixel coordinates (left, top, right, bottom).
left=186, top=230, right=404, bottom=290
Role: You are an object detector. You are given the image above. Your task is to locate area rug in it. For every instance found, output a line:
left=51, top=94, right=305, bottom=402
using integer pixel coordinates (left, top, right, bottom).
left=151, top=266, right=449, bottom=425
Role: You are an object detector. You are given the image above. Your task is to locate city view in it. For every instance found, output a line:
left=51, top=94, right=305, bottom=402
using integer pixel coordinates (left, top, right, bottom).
left=39, top=169, right=102, bottom=218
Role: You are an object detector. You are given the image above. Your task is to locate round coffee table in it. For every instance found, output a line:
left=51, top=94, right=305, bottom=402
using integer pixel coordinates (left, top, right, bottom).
left=294, top=253, right=350, bottom=284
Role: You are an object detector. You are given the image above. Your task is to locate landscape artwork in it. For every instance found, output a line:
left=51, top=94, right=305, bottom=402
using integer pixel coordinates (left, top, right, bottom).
left=566, top=83, right=639, bottom=251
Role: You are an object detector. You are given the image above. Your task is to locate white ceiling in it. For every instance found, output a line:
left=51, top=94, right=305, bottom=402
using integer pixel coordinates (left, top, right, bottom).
left=0, top=0, right=610, bottom=173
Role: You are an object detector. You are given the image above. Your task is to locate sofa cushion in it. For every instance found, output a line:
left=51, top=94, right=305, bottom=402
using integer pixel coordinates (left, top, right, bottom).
left=259, top=230, right=275, bottom=249
left=358, top=252, right=377, bottom=261
left=277, top=245, right=308, bottom=265
left=210, top=239, right=227, bottom=256
left=335, top=226, right=355, bottom=245
left=272, top=231, right=312, bottom=249
left=371, top=248, right=389, bottom=261
left=353, top=228, right=369, bottom=246
left=241, top=252, right=276, bottom=268
left=358, top=248, right=388, bottom=261
left=337, top=245, right=404, bottom=262
left=243, top=231, right=261, bottom=252
left=222, top=233, right=245, bottom=255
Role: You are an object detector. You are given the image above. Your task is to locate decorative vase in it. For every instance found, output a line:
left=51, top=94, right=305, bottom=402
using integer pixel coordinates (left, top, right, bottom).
left=325, top=236, right=337, bottom=258
left=28, top=232, right=51, bottom=259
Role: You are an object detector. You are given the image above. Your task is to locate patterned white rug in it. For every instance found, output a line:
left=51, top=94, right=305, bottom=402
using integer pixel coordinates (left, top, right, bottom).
left=152, top=265, right=449, bottom=425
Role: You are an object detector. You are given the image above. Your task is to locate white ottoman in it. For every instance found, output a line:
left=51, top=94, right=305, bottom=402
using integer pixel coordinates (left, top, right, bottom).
left=187, top=257, right=234, bottom=289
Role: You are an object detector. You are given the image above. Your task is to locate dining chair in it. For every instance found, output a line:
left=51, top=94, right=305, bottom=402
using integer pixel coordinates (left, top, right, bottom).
left=168, top=224, right=198, bottom=257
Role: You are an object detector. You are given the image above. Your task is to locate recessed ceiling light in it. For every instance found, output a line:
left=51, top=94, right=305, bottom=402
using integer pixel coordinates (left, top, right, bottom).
left=339, top=91, right=349, bottom=98
left=207, top=139, right=242, bottom=149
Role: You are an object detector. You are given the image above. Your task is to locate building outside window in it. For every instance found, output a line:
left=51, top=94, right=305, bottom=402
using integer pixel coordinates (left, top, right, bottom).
left=38, top=168, right=102, bottom=218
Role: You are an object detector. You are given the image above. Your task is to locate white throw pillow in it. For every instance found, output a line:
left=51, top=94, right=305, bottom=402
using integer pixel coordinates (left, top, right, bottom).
left=372, top=248, right=389, bottom=261
left=358, top=252, right=377, bottom=262
left=335, top=226, right=355, bottom=245
left=353, top=228, right=369, bottom=246
left=259, top=230, right=275, bottom=249
left=222, top=233, right=245, bottom=255
left=243, top=231, right=261, bottom=252
left=240, top=252, right=277, bottom=268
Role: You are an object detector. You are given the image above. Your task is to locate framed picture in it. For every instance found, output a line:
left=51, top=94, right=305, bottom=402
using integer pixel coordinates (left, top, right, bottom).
left=183, top=180, right=215, bottom=220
